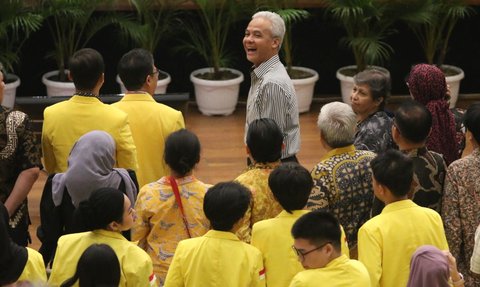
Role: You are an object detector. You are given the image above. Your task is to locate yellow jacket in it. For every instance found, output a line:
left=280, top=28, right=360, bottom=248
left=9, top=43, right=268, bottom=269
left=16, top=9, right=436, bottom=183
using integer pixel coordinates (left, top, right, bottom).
left=17, top=247, right=47, bottom=284
left=48, top=230, right=155, bottom=287
left=252, top=210, right=350, bottom=287
left=164, top=230, right=265, bottom=287
left=289, top=255, right=370, bottom=287
left=112, top=93, right=184, bottom=187
left=358, top=200, right=449, bottom=287
left=42, top=96, right=138, bottom=173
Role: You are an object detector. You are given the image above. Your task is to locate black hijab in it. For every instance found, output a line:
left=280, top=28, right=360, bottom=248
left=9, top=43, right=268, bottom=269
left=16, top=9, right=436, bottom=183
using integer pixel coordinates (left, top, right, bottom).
left=0, top=202, right=28, bottom=285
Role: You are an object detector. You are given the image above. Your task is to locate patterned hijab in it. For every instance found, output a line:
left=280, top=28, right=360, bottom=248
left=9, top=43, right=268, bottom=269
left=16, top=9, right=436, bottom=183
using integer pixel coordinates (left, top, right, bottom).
left=407, top=64, right=458, bottom=165
left=407, top=245, right=450, bottom=287
left=52, top=130, right=137, bottom=208
left=0, top=202, right=28, bottom=285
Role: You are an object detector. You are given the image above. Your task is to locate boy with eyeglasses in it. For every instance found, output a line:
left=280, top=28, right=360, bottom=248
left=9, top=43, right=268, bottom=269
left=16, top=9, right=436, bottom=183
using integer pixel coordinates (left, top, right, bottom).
left=290, top=211, right=370, bottom=287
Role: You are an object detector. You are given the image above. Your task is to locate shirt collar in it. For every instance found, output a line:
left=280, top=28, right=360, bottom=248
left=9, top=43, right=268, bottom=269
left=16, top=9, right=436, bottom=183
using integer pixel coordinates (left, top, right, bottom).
left=382, top=199, right=416, bottom=214
left=277, top=210, right=310, bottom=218
left=120, top=93, right=155, bottom=102
left=325, top=254, right=349, bottom=268
left=321, top=145, right=356, bottom=161
left=252, top=54, right=280, bottom=79
left=93, top=229, right=128, bottom=241
left=203, top=230, right=240, bottom=241
left=70, top=95, right=102, bottom=104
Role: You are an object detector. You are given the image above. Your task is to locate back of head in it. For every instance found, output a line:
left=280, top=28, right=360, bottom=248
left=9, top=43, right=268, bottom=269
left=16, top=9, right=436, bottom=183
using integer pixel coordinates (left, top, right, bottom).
left=394, top=101, right=432, bottom=144
left=61, top=243, right=121, bottom=287
left=317, top=102, right=356, bottom=148
left=118, top=48, right=154, bottom=91
left=268, top=163, right=313, bottom=213
left=164, top=129, right=201, bottom=177
left=407, top=245, right=450, bottom=287
left=67, top=130, right=116, bottom=171
left=291, top=211, right=342, bottom=251
left=464, top=102, right=480, bottom=144
left=407, top=64, right=447, bottom=105
left=252, top=11, right=285, bottom=44
left=69, top=48, right=104, bottom=91
left=203, top=181, right=251, bottom=231
left=247, top=118, right=283, bottom=163
left=354, top=69, right=391, bottom=110
left=72, top=188, right=125, bottom=232
left=370, top=150, right=413, bottom=198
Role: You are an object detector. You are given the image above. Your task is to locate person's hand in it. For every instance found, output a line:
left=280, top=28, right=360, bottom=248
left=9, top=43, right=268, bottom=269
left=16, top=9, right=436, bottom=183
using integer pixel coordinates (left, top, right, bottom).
left=443, top=250, right=464, bottom=286
left=446, top=84, right=452, bottom=102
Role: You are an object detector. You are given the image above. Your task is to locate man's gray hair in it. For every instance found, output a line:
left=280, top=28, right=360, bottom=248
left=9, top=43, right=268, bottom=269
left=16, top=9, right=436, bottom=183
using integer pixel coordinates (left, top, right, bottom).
left=252, top=11, right=285, bottom=45
left=317, top=102, right=356, bottom=148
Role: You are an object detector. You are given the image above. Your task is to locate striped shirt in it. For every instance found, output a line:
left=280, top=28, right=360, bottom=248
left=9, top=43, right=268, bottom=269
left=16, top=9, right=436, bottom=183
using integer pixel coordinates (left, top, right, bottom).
left=245, top=54, right=300, bottom=159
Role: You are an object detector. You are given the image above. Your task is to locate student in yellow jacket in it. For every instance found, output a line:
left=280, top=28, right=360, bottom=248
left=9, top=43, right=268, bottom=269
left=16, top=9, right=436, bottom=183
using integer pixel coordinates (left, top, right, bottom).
left=164, top=182, right=265, bottom=287
left=48, top=188, right=155, bottom=287
left=42, top=48, right=137, bottom=174
left=113, top=49, right=185, bottom=187
left=358, top=150, right=449, bottom=287
left=251, top=163, right=350, bottom=287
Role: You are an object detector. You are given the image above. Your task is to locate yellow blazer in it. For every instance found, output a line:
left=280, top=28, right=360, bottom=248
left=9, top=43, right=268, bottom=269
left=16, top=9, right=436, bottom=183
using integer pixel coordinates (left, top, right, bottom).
left=42, top=95, right=138, bottom=173
left=112, top=93, right=184, bottom=187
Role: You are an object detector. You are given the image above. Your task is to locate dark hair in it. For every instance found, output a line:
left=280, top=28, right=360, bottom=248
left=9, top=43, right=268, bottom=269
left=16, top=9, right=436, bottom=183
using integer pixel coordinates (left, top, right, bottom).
left=118, top=48, right=154, bottom=91
left=247, top=118, right=283, bottom=163
left=164, top=129, right=201, bottom=177
left=394, top=101, right=432, bottom=143
left=291, top=211, right=342, bottom=250
left=69, top=48, right=105, bottom=91
left=203, top=182, right=251, bottom=231
left=370, top=150, right=413, bottom=197
left=72, top=188, right=125, bottom=232
left=354, top=69, right=391, bottom=110
left=268, top=163, right=312, bottom=213
left=464, top=102, right=480, bottom=144
left=60, top=244, right=120, bottom=287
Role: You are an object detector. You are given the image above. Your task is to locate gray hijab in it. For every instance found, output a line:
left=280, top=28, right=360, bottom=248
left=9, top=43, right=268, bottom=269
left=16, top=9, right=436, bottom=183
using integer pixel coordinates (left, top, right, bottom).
left=52, top=130, right=137, bottom=208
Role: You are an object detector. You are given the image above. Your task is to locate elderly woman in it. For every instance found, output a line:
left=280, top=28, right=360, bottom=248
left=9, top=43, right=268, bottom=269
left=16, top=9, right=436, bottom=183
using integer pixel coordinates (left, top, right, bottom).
left=351, top=69, right=395, bottom=153
left=407, top=64, right=459, bottom=165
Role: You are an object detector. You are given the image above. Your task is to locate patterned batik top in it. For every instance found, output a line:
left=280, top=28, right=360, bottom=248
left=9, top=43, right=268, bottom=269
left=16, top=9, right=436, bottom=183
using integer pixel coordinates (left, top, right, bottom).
left=404, top=147, right=446, bottom=213
left=0, top=107, right=42, bottom=228
left=354, top=110, right=396, bottom=153
left=235, top=162, right=283, bottom=243
left=132, top=175, right=211, bottom=286
left=442, top=148, right=480, bottom=287
left=307, top=145, right=375, bottom=246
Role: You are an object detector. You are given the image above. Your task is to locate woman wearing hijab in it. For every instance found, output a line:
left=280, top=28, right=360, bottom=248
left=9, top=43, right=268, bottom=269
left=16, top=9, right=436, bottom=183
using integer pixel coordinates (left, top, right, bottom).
left=0, top=202, right=46, bottom=285
left=407, top=64, right=460, bottom=165
left=407, top=245, right=464, bottom=287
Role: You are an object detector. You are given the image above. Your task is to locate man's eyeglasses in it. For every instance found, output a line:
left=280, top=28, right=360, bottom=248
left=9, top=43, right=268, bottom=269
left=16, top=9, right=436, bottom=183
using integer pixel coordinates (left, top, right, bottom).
left=292, top=242, right=331, bottom=262
left=150, top=68, right=159, bottom=76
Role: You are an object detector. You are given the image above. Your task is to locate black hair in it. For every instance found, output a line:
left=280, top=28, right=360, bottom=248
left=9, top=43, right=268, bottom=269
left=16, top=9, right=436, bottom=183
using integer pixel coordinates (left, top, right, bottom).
left=268, top=163, right=313, bottom=213
left=370, top=150, right=413, bottom=198
left=203, top=182, right=251, bottom=231
left=69, top=48, right=105, bottom=91
left=354, top=69, right=391, bottom=111
left=164, top=129, right=201, bottom=177
left=394, top=100, right=432, bottom=143
left=247, top=118, right=283, bottom=163
left=60, top=244, right=120, bottom=287
left=118, top=48, right=154, bottom=90
left=72, top=188, right=125, bottom=232
left=464, top=102, right=480, bottom=144
left=291, top=211, right=342, bottom=250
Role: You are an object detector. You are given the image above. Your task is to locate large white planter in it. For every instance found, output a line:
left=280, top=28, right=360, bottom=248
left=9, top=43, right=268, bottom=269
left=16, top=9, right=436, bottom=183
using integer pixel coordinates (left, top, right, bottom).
left=291, top=66, right=319, bottom=113
left=190, top=67, right=244, bottom=116
left=442, top=65, right=465, bottom=109
left=42, top=70, right=75, bottom=97
left=336, top=65, right=390, bottom=104
left=116, top=71, right=171, bottom=94
left=3, top=74, right=20, bottom=108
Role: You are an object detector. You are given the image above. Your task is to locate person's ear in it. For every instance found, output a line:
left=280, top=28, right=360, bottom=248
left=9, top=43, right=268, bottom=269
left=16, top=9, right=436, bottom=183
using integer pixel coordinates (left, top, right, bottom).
left=272, top=37, right=280, bottom=50
left=68, top=71, right=73, bottom=82
left=108, top=221, right=120, bottom=232
left=246, top=145, right=251, bottom=156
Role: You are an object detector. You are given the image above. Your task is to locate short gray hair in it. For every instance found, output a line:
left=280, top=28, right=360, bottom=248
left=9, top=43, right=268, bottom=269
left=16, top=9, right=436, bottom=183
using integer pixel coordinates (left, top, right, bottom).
left=252, top=11, right=285, bottom=45
left=317, top=102, right=356, bottom=148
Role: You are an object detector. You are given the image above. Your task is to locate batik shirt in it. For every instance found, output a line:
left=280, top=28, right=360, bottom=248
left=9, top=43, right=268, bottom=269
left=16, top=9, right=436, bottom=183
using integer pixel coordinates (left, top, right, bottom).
left=0, top=107, right=41, bottom=228
left=442, top=148, right=480, bottom=287
left=354, top=110, right=395, bottom=153
left=133, top=176, right=211, bottom=286
left=307, top=145, right=375, bottom=246
left=235, top=162, right=283, bottom=243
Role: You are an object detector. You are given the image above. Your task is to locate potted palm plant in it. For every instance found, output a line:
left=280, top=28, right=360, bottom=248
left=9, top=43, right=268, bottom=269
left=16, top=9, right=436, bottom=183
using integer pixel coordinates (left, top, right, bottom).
left=408, top=0, right=472, bottom=108
left=180, top=0, right=247, bottom=116
left=325, top=0, right=431, bottom=103
left=0, top=0, right=42, bottom=107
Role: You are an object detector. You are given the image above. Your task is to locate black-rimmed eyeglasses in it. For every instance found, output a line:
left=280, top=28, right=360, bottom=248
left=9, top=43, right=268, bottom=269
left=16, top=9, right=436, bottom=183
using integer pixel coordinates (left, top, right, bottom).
left=292, top=242, right=331, bottom=262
